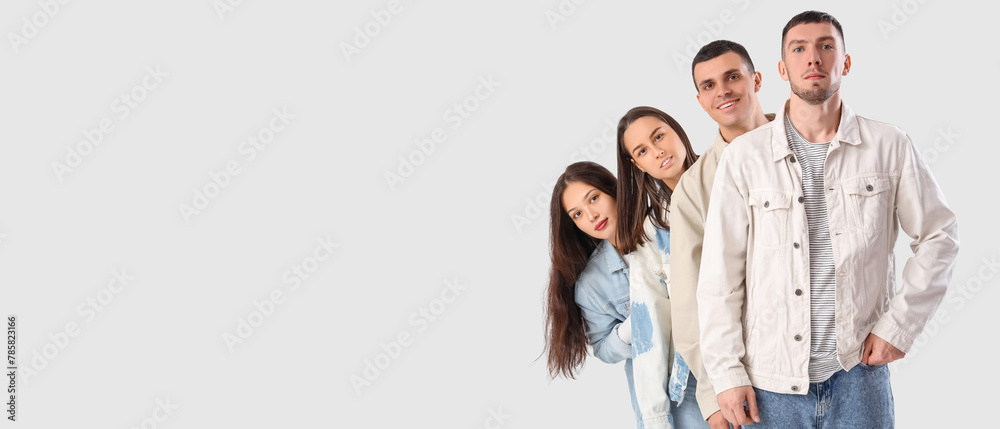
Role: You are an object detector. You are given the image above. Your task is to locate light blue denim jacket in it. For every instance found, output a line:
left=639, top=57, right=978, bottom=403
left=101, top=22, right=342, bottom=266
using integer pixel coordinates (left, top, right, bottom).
left=574, top=232, right=692, bottom=429
left=573, top=239, right=638, bottom=417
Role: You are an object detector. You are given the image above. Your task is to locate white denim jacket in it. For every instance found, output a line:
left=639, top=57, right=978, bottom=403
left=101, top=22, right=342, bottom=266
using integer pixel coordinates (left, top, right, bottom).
left=697, top=101, right=959, bottom=395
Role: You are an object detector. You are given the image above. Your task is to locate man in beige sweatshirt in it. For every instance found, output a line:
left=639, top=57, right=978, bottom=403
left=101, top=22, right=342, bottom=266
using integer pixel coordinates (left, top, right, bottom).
left=670, top=40, right=772, bottom=429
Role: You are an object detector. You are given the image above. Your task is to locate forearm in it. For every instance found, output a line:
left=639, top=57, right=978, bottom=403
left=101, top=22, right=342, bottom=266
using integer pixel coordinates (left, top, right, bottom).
left=874, top=138, right=960, bottom=352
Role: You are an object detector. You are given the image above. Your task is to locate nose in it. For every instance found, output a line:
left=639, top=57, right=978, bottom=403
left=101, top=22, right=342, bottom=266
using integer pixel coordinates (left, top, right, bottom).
left=587, top=208, right=599, bottom=222
left=809, top=49, right=822, bottom=66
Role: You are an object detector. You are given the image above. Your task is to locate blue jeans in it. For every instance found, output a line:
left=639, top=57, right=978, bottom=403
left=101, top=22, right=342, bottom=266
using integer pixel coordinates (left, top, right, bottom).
left=747, top=363, right=894, bottom=428
left=669, top=372, right=710, bottom=429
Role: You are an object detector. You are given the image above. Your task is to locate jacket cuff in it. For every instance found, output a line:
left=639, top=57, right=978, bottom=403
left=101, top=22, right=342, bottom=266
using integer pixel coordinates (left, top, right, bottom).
left=871, top=317, right=916, bottom=353
left=711, top=368, right=752, bottom=396
left=638, top=414, right=671, bottom=429
left=696, top=380, right=721, bottom=420
left=604, top=330, right=634, bottom=362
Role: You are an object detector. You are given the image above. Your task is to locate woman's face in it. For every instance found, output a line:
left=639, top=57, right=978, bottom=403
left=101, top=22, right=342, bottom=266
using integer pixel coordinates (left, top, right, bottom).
left=561, top=181, right=617, bottom=243
left=622, top=116, right=688, bottom=189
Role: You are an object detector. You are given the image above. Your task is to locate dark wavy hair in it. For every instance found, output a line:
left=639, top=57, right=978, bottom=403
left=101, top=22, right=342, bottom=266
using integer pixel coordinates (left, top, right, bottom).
left=615, top=106, right=698, bottom=254
left=544, top=161, right=618, bottom=379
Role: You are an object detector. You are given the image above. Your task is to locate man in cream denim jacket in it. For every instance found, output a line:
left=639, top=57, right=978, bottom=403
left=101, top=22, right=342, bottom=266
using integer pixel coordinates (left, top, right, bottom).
left=698, top=11, right=959, bottom=428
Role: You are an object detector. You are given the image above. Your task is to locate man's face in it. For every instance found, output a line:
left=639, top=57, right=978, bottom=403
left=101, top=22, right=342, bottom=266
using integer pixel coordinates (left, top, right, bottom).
left=694, top=51, right=762, bottom=129
left=779, top=22, right=851, bottom=105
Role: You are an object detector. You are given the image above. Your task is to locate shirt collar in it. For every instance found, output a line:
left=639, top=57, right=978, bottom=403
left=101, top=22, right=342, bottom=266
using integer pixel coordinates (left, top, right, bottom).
left=769, top=100, right=860, bottom=162
left=596, top=239, right=626, bottom=275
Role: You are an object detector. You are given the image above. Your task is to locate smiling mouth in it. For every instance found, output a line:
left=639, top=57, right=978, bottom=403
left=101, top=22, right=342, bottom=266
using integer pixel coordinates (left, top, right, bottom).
left=595, top=218, right=608, bottom=231
left=717, top=99, right=739, bottom=110
left=660, top=156, right=673, bottom=169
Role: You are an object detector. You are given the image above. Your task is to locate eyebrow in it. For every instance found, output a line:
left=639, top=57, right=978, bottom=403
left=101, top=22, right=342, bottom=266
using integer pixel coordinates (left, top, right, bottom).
left=565, top=188, right=598, bottom=215
left=787, top=36, right=836, bottom=48
left=698, top=68, right=741, bottom=87
left=646, top=126, right=663, bottom=142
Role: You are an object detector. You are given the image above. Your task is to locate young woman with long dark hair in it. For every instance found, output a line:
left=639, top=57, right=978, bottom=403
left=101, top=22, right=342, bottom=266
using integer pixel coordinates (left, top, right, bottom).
left=543, top=161, right=645, bottom=422
left=615, top=106, right=710, bottom=429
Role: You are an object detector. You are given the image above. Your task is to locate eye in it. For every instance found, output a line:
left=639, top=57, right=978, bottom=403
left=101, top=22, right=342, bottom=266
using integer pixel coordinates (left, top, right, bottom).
left=654, top=133, right=663, bottom=142
left=793, top=46, right=803, bottom=53
left=703, top=83, right=713, bottom=90
left=590, top=195, right=599, bottom=203
left=572, top=211, right=581, bottom=219
left=637, top=148, right=646, bottom=156
left=822, top=44, right=833, bottom=50
left=728, top=74, right=739, bottom=81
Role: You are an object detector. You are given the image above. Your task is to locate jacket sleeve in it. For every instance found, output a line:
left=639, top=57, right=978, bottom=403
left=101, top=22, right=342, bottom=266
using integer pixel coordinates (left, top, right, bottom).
left=671, top=176, right=722, bottom=420
left=870, top=135, right=959, bottom=352
left=697, top=148, right=752, bottom=394
left=628, top=223, right=674, bottom=429
left=575, top=281, right=631, bottom=364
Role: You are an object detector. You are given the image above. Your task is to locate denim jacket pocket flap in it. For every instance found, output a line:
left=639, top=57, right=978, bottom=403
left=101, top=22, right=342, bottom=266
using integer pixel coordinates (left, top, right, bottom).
left=749, top=190, right=792, bottom=211
left=847, top=176, right=890, bottom=197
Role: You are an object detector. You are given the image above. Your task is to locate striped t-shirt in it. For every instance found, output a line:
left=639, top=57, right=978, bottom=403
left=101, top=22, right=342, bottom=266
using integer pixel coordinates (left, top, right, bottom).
left=785, top=114, right=841, bottom=383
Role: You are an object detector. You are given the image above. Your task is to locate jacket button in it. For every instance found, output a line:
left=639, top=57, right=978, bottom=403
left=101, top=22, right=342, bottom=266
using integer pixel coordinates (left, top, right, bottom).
left=795, top=289, right=803, bottom=296
left=798, top=196, right=804, bottom=203
left=790, top=156, right=797, bottom=163
left=793, top=242, right=800, bottom=249
left=764, top=201, right=770, bottom=208
left=791, top=385, right=799, bottom=392
left=866, top=184, right=874, bottom=192
left=794, top=334, right=802, bottom=341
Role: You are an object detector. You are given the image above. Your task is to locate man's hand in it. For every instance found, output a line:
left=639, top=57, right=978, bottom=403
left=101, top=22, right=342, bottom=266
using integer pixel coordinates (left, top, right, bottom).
left=707, top=410, right=734, bottom=429
left=861, top=333, right=905, bottom=366
left=716, top=386, right=759, bottom=427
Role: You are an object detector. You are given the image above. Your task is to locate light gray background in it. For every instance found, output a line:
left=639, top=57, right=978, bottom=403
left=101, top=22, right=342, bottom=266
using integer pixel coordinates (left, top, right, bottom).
left=1, top=0, right=995, bottom=427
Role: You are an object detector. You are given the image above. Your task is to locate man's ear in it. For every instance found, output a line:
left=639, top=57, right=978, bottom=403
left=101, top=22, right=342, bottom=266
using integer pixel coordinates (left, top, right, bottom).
left=842, top=54, right=851, bottom=76
left=778, top=60, right=789, bottom=82
left=753, top=71, right=763, bottom=92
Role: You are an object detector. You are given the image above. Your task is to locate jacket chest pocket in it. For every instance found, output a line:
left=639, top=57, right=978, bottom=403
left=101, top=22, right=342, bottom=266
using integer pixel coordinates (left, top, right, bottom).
left=614, top=295, right=630, bottom=317
left=749, top=191, right=792, bottom=247
left=845, top=176, right=891, bottom=235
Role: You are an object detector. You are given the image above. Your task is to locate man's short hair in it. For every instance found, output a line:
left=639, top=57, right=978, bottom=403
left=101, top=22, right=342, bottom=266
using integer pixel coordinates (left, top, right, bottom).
left=691, top=40, right=756, bottom=91
left=781, top=10, right=845, bottom=57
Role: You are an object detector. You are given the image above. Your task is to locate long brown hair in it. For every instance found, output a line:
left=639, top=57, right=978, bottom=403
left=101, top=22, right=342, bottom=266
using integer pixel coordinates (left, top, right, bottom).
left=544, top=161, right=618, bottom=379
left=615, top=106, right=699, bottom=254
